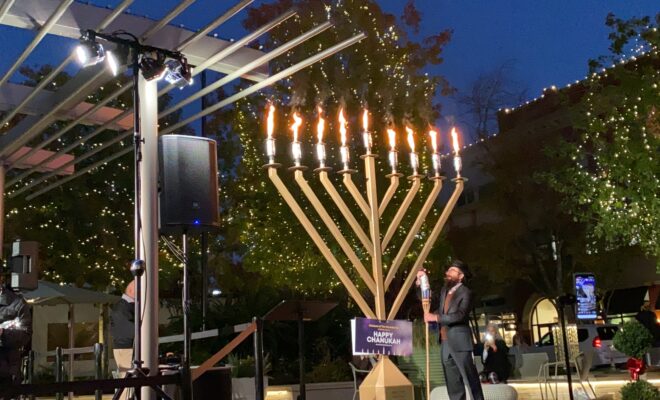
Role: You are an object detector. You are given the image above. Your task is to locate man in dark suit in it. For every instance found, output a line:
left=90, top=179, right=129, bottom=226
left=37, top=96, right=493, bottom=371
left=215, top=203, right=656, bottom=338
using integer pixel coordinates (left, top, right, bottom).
left=424, top=260, right=484, bottom=400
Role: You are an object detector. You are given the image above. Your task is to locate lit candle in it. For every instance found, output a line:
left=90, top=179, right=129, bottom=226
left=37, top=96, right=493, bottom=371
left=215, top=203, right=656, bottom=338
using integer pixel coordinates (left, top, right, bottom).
left=406, top=126, right=419, bottom=175
left=265, top=104, right=276, bottom=164
left=429, top=129, right=441, bottom=176
left=362, top=109, right=372, bottom=154
left=451, top=127, right=462, bottom=177
left=387, top=128, right=398, bottom=173
left=338, top=108, right=350, bottom=170
left=291, top=112, right=303, bottom=167
left=316, top=107, right=326, bottom=167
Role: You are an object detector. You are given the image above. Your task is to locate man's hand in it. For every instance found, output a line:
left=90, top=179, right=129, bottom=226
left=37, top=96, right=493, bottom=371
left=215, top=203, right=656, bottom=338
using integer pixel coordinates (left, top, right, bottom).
left=424, top=312, right=438, bottom=323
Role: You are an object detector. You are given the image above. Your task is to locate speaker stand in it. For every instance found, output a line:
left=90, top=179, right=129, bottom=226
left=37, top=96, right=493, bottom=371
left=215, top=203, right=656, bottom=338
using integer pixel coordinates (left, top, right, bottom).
left=181, top=231, right=193, bottom=400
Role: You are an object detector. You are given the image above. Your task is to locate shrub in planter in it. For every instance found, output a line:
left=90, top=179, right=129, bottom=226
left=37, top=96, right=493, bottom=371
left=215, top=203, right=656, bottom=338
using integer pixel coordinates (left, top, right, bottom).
left=620, top=379, right=660, bottom=400
left=305, top=358, right=352, bottom=383
left=613, top=320, right=653, bottom=359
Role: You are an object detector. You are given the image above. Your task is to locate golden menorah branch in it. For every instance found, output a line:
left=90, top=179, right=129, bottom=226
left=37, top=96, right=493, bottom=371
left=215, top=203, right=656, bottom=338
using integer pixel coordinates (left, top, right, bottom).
left=318, top=171, right=374, bottom=257
left=387, top=178, right=465, bottom=320
left=384, top=177, right=444, bottom=291
left=268, top=166, right=377, bottom=319
left=378, top=174, right=401, bottom=217
left=363, top=154, right=387, bottom=320
left=293, top=169, right=378, bottom=295
left=381, top=178, right=421, bottom=250
left=343, top=173, right=371, bottom=218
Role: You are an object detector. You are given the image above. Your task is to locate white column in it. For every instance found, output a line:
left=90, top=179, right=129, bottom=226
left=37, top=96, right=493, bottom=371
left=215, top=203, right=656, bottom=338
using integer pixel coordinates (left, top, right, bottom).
left=138, top=74, right=159, bottom=400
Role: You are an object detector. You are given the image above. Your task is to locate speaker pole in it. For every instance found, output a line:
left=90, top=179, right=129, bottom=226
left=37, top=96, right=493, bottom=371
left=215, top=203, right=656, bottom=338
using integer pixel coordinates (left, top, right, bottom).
left=201, top=233, right=208, bottom=331
left=181, top=230, right=193, bottom=400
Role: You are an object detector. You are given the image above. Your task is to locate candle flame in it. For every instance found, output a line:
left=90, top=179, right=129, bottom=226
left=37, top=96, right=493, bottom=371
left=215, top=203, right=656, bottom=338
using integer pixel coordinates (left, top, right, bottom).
left=362, top=109, right=369, bottom=132
left=266, top=104, right=275, bottom=138
left=429, top=129, right=439, bottom=152
left=405, top=126, right=415, bottom=152
left=387, top=129, right=396, bottom=150
left=291, top=112, right=302, bottom=142
left=317, top=107, right=325, bottom=143
left=451, top=127, right=460, bottom=154
left=339, top=108, right=347, bottom=146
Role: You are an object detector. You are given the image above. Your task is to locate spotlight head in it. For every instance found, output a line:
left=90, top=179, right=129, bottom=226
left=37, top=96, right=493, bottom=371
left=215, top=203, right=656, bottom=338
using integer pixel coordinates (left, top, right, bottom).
left=105, top=50, right=119, bottom=76
left=76, top=41, right=105, bottom=67
left=139, top=56, right=166, bottom=81
left=164, top=57, right=193, bottom=89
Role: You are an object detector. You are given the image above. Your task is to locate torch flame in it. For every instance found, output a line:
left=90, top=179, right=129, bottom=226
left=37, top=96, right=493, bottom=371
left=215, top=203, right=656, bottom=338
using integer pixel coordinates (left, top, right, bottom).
left=291, top=112, right=303, bottom=142
left=339, top=108, right=348, bottom=146
left=429, top=129, right=439, bottom=152
left=362, top=109, right=369, bottom=132
left=405, top=126, right=415, bottom=152
left=451, top=127, right=460, bottom=154
left=387, top=129, right=396, bottom=150
left=266, top=104, right=275, bottom=138
left=317, top=107, right=325, bottom=143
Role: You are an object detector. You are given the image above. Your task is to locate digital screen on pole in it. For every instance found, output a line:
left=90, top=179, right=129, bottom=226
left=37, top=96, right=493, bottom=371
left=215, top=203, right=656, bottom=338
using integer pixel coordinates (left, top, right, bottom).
left=575, top=273, right=597, bottom=319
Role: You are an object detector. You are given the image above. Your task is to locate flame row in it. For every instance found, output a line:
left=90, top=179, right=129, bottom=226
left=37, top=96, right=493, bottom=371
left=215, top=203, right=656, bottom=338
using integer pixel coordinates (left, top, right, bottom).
left=266, top=105, right=461, bottom=154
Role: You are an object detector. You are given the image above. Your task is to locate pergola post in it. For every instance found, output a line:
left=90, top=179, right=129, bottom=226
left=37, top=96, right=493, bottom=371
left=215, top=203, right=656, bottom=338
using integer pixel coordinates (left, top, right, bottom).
left=138, top=74, right=160, bottom=400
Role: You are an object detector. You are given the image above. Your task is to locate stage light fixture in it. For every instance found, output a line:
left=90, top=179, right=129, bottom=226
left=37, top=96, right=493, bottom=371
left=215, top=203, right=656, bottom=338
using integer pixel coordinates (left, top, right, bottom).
left=105, top=50, right=119, bottom=76
left=139, top=56, right=167, bottom=81
left=164, top=58, right=193, bottom=88
left=76, top=40, right=105, bottom=67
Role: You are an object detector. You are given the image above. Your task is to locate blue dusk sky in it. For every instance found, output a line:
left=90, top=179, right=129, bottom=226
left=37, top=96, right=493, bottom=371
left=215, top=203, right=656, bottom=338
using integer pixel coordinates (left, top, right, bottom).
left=0, top=0, right=657, bottom=138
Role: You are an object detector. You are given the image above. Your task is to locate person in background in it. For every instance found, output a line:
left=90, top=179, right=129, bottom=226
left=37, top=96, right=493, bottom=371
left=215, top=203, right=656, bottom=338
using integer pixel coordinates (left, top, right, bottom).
left=0, top=268, right=32, bottom=387
left=479, top=323, right=510, bottom=383
left=510, top=331, right=530, bottom=375
left=110, top=280, right=135, bottom=399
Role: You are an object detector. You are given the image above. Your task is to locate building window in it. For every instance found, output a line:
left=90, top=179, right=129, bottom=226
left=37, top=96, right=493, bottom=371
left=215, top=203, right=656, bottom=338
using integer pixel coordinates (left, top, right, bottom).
left=530, top=298, right=558, bottom=344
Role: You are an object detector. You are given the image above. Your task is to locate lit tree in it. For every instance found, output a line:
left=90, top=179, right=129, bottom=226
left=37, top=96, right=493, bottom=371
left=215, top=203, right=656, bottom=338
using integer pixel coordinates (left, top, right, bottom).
left=3, top=66, right=187, bottom=289
left=211, top=0, right=454, bottom=297
left=547, top=13, right=660, bottom=269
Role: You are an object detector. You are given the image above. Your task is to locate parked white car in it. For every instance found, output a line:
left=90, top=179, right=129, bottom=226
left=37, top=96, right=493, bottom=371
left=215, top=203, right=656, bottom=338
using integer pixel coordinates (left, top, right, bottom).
left=530, top=324, right=628, bottom=368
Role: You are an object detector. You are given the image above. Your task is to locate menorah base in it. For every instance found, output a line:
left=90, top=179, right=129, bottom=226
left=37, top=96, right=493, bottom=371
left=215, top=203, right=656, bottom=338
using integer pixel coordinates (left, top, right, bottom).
left=359, top=357, right=414, bottom=400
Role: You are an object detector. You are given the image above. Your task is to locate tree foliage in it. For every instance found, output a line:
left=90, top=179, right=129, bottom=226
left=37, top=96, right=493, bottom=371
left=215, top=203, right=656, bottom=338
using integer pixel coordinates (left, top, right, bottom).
left=547, top=13, right=660, bottom=268
left=4, top=65, right=185, bottom=290
left=212, top=0, right=454, bottom=301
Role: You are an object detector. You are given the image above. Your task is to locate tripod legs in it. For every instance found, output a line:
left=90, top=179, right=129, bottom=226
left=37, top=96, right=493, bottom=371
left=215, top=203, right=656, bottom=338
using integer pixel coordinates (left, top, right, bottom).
left=111, top=367, right=174, bottom=400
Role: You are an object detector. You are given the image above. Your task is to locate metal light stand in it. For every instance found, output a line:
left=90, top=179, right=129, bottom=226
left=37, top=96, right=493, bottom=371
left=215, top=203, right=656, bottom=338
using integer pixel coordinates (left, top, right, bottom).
left=96, top=31, right=177, bottom=400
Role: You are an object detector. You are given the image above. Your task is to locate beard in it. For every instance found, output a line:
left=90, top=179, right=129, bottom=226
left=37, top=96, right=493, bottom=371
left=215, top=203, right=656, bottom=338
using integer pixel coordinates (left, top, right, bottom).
left=444, top=276, right=459, bottom=289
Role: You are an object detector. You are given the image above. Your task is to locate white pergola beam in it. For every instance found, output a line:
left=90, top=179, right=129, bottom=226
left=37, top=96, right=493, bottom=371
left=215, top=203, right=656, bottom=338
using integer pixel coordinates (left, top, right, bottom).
left=2, top=0, right=268, bottom=81
left=0, top=0, right=74, bottom=89
left=0, top=82, right=133, bottom=131
left=0, top=64, right=114, bottom=158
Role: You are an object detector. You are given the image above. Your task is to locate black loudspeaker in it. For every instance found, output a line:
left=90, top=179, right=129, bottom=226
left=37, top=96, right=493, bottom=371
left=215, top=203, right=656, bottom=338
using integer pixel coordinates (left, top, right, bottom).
left=10, top=240, right=39, bottom=291
left=159, top=135, right=220, bottom=234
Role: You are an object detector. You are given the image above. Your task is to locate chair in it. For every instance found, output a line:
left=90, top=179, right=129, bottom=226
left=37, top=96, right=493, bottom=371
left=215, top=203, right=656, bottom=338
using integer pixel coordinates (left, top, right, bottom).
left=349, top=362, right=371, bottom=400
left=537, top=352, right=596, bottom=400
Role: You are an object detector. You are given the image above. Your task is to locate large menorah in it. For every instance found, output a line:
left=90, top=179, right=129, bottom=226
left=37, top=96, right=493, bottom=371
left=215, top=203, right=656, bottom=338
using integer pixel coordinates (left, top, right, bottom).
left=263, top=106, right=466, bottom=399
